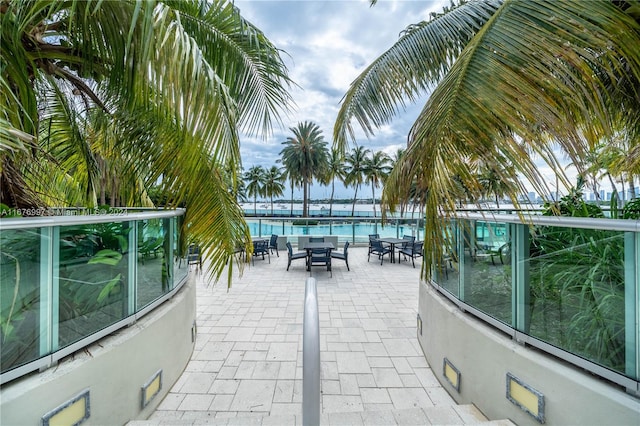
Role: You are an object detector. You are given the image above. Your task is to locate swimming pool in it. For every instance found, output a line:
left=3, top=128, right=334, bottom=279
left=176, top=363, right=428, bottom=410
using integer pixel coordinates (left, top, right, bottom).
left=245, top=218, right=423, bottom=243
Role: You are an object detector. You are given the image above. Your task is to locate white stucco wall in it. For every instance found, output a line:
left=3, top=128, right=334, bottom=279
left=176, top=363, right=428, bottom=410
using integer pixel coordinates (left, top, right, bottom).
left=418, top=281, right=640, bottom=425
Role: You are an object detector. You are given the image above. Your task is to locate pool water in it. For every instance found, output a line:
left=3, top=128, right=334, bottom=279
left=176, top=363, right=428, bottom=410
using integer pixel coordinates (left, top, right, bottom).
left=246, top=220, right=420, bottom=242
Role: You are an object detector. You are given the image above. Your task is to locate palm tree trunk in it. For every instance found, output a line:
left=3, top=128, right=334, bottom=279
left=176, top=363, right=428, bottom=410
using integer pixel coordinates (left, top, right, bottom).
left=254, top=195, right=257, bottom=216
left=329, top=178, right=335, bottom=216
left=495, top=193, right=500, bottom=208
left=270, top=195, right=274, bottom=215
left=303, top=178, right=309, bottom=217
left=628, top=176, right=636, bottom=200
left=351, top=185, right=359, bottom=216
left=371, top=184, right=376, bottom=217
left=290, top=179, right=294, bottom=216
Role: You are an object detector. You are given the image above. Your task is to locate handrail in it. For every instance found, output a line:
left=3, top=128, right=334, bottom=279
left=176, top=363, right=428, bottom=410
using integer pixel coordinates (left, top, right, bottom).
left=455, top=211, right=640, bottom=232
left=0, top=208, right=185, bottom=230
left=302, top=277, right=320, bottom=426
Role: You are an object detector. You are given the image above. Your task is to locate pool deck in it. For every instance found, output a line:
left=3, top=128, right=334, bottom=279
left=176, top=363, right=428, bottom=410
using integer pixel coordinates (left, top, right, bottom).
left=140, top=246, right=505, bottom=425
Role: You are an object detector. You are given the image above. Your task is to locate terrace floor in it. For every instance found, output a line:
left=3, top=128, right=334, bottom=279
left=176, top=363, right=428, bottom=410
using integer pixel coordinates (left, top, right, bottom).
left=139, top=246, right=508, bottom=425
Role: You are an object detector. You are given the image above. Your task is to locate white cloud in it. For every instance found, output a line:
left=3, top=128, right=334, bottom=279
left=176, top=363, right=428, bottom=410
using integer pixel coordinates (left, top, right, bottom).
left=234, top=0, right=448, bottom=198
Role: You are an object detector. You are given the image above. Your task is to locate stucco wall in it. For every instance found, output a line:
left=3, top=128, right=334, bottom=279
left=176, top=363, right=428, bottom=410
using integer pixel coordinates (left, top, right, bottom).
left=0, top=276, right=196, bottom=426
left=418, top=281, right=640, bottom=425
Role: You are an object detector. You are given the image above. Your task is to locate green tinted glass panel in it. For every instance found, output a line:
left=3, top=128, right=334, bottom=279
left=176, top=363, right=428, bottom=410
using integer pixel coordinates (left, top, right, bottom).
left=137, top=219, right=170, bottom=309
left=173, top=217, right=189, bottom=285
left=0, top=228, right=42, bottom=373
left=461, top=221, right=512, bottom=324
left=57, top=222, right=130, bottom=347
left=528, top=226, right=625, bottom=373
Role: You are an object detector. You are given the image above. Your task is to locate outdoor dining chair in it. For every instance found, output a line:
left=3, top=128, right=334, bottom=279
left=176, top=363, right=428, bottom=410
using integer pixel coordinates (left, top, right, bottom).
left=269, top=234, right=279, bottom=257
left=330, top=241, right=350, bottom=271
left=399, top=241, right=424, bottom=268
left=252, top=239, right=270, bottom=265
left=368, top=234, right=380, bottom=257
left=368, top=239, right=392, bottom=265
left=187, top=244, right=202, bottom=270
left=286, top=242, right=307, bottom=271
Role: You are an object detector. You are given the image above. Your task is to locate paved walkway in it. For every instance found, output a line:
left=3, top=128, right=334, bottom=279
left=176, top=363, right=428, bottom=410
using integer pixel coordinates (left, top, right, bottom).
left=143, top=246, right=492, bottom=425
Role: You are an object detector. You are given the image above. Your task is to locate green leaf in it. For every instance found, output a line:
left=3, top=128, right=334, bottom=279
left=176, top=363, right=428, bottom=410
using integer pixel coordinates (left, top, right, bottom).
left=97, top=274, right=122, bottom=303
left=87, top=249, right=122, bottom=266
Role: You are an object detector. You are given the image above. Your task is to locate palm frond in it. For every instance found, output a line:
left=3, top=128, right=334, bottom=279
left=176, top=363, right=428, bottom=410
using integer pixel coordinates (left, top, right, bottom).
left=333, top=0, right=502, bottom=152
left=165, top=0, right=294, bottom=136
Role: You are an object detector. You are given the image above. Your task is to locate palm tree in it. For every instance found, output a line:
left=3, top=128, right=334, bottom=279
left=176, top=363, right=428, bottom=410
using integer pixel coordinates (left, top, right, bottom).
left=334, top=0, right=640, bottom=275
left=263, top=166, right=286, bottom=215
left=279, top=121, right=329, bottom=217
left=244, top=166, right=266, bottom=215
left=474, top=158, right=519, bottom=208
left=2, top=0, right=293, bottom=282
left=320, top=149, right=347, bottom=216
left=363, top=151, right=392, bottom=217
left=344, top=146, right=370, bottom=216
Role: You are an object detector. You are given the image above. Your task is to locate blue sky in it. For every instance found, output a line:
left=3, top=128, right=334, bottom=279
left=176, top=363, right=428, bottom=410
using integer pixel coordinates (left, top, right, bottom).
left=234, top=0, right=447, bottom=200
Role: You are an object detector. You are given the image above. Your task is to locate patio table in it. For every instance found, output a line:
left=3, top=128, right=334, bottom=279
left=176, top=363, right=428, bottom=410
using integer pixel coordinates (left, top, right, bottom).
left=378, top=237, right=407, bottom=263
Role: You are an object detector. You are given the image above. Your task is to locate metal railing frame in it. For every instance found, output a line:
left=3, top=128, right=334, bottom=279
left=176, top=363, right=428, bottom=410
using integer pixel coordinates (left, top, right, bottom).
left=431, top=211, right=640, bottom=394
left=0, top=209, right=187, bottom=385
left=302, top=277, right=320, bottom=426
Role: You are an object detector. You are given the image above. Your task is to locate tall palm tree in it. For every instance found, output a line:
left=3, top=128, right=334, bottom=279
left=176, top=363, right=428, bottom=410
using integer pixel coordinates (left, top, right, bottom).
left=344, top=146, right=370, bottom=216
left=334, top=0, right=640, bottom=275
left=320, top=149, right=347, bottom=216
left=477, top=163, right=518, bottom=208
left=279, top=121, right=329, bottom=217
left=244, top=166, right=266, bottom=215
left=363, top=151, right=392, bottom=217
left=2, top=0, right=293, bottom=282
left=263, top=166, right=286, bottom=215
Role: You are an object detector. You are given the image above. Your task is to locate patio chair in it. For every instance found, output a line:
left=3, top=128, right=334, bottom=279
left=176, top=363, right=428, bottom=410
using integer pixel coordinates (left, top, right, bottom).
left=399, top=241, right=424, bottom=268
left=368, top=234, right=380, bottom=256
left=309, top=246, right=332, bottom=276
left=398, top=235, right=415, bottom=258
left=269, top=234, right=279, bottom=257
left=368, top=239, right=392, bottom=265
left=330, top=241, right=350, bottom=271
left=252, top=239, right=270, bottom=265
left=187, top=244, right=202, bottom=270
left=308, top=236, right=325, bottom=256
left=286, top=242, right=307, bottom=271
left=488, top=241, right=510, bottom=265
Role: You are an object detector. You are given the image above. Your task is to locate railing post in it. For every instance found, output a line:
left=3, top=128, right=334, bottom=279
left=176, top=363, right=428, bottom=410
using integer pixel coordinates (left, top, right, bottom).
left=303, top=277, right=320, bottom=426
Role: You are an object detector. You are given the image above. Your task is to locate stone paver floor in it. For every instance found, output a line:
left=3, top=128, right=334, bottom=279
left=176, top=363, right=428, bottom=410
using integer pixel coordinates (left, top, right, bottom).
left=148, top=245, right=465, bottom=424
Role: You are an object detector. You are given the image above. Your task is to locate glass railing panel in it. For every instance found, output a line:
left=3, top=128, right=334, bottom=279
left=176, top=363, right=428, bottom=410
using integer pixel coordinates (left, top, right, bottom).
left=57, top=222, right=130, bottom=347
left=461, top=220, right=512, bottom=325
left=137, top=218, right=171, bottom=309
left=433, top=222, right=459, bottom=295
left=243, top=217, right=424, bottom=245
left=0, top=228, right=43, bottom=374
left=173, top=217, right=188, bottom=285
left=528, top=226, right=626, bottom=374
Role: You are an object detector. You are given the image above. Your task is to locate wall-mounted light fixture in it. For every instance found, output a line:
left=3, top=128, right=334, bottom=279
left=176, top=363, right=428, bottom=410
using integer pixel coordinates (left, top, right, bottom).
left=141, top=370, right=163, bottom=408
left=506, top=372, right=545, bottom=423
left=42, top=389, right=90, bottom=426
left=443, top=358, right=461, bottom=392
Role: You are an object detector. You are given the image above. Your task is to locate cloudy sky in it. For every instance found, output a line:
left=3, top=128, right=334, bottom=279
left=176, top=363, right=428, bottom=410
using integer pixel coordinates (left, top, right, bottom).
left=234, top=0, right=448, bottom=200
